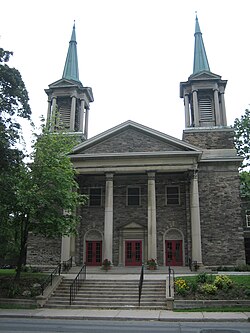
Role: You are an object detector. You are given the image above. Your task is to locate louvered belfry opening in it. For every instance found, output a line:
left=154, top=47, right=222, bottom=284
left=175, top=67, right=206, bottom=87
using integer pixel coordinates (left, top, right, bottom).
left=198, top=94, right=215, bottom=126
left=57, top=97, right=71, bottom=129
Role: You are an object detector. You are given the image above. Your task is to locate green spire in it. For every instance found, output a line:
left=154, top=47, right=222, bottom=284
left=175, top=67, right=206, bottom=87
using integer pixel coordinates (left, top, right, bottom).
left=62, top=23, right=80, bottom=82
left=193, top=15, right=210, bottom=74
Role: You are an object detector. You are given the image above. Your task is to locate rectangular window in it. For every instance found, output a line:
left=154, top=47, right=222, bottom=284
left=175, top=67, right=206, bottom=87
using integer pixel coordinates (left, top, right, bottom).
left=127, top=186, right=140, bottom=206
left=166, top=186, right=180, bottom=205
left=246, top=214, right=250, bottom=228
left=89, top=187, right=102, bottom=206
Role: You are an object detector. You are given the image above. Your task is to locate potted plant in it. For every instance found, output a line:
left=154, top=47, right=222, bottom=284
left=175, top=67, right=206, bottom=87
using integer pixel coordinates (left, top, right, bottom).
left=147, top=258, right=157, bottom=270
left=102, top=259, right=111, bottom=271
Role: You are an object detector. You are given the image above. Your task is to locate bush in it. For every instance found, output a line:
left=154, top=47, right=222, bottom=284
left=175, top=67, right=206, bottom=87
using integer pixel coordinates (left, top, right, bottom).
left=188, top=279, right=198, bottom=293
left=214, top=275, right=233, bottom=290
left=175, top=278, right=189, bottom=296
left=196, top=272, right=208, bottom=284
left=200, top=283, right=218, bottom=295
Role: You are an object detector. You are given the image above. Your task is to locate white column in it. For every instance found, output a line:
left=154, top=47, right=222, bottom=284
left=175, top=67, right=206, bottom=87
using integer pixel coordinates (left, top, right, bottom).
left=192, top=90, right=199, bottom=127
left=184, top=94, right=190, bottom=127
left=79, top=99, right=85, bottom=132
left=46, top=99, right=51, bottom=126
left=50, top=97, right=57, bottom=131
left=220, top=92, right=227, bottom=126
left=70, top=96, right=76, bottom=131
left=190, top=171, right=202, bottom=264
left=214, top=89, right=221, bottom=125
left=61, top=236, right=71, bottom=262
left=147, top=172, right=157, bottom=261
left=84, top=107, right=89, bottom=139
left=104, top=173, right=114, bottom=263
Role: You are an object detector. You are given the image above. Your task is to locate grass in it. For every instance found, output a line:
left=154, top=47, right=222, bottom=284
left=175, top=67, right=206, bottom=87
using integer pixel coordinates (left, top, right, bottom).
left=0, top=269, right=47, bottom=278
left=174, top=306, right=250, bottom=312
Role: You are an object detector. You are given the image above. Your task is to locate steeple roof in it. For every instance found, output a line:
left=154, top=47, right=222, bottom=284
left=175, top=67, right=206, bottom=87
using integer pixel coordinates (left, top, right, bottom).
left=193, top=15, right=210, bottom=74
left=62, top=23, right=80, bottom=82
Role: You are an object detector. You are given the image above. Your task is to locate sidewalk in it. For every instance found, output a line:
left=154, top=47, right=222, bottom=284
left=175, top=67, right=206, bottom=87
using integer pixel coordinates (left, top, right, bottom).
left=0, top=308, right=250, bottom=322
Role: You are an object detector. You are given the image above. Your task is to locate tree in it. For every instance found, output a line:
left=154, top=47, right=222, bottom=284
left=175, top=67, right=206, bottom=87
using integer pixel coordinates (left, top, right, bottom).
left=14, top=124, right=86, bottom=279
left=234, top=108, right=250, bottom=199
left=0, top=48, right=31, bottom=264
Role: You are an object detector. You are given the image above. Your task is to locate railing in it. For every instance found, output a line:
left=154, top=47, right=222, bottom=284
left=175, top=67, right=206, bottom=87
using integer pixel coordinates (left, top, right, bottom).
left=69, top=264, right=86, bottom=305
left=168, top=266, right=175, bottom=298
left=40, top=263, right=61, bottom=295
left=138, top=264, right=144, bottom=306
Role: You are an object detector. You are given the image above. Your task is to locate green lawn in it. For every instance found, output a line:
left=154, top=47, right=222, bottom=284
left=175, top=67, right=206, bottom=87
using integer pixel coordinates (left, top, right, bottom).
left=174, top=306, right=250, bottom=312
left=0, top=269, right=47, bottom=278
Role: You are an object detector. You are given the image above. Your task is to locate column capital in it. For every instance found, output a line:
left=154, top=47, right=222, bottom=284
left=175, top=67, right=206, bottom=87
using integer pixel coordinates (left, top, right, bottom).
left=105, top=172, right=114, bottom=181
left=147, top=171, right=156, bottom=180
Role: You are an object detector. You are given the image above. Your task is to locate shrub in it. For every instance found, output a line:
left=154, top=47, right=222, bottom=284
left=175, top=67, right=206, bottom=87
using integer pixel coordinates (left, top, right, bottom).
left=200, top=283, right=217, bottom=295
left=196, top=272, right=208, bottom=284
left=188, top=279, right=198, bottom=293
left=214, top=275, right=233, bottom=290
left=175, top=278, right=189, bottom=296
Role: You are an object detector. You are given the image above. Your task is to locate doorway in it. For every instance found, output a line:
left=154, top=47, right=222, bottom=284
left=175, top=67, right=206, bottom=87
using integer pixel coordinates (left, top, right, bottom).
left=86, top=241, right=102, bottom=266
left=165, top=240, right=183, bottom=266
left=125, top=240, right=142, bottom=266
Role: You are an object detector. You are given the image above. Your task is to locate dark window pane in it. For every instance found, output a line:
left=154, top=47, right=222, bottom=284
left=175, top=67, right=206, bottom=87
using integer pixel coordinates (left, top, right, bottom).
left=89, top=188, right=102, bottom=206
left=167, top=186, right=179, bottom=205
left=127, top=187, right=140, bottom=206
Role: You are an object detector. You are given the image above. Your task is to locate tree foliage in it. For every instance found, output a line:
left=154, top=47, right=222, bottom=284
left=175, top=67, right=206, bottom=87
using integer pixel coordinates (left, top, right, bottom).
left=234, top=108, right=250, bottom=199
left=12, top=124, right=86, bottom=279
left=0, top=48, right=85, bottom=279
left=234, top=109, right=250, bottom=169
left=0, top=48, right=31, bottom=262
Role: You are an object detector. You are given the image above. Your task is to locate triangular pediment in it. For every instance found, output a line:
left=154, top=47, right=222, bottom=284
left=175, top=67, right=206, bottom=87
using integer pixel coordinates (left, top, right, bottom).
left=71, top=120, right=200, bottom=155
left=48, top=78, right=83, bottom=89
left=122, top=222, right=145, bottom=230
left=189, top=70, right=221, bottom=81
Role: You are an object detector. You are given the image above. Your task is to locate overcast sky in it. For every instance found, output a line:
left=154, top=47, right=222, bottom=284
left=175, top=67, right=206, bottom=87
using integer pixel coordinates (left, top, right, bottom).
left=1, top=0, right=249, bottom=148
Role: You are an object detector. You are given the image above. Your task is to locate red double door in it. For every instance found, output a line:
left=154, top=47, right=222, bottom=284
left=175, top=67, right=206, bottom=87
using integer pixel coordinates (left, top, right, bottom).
left=86, top=241, right=102, bottom=266
left=125, top=240, right=142, bottom=266
left=165, top=240, right=183, bottom=266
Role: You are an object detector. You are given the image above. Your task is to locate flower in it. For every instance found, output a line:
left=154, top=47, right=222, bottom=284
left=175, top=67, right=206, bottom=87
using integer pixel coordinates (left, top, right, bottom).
left=102, top=259, right=111, bottom=270
left=147, top=258, right=157, bottom=267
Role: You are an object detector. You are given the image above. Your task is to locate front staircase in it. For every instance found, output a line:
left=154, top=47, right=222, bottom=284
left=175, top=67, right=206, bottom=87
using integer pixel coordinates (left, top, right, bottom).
left=45, top=278, right=166, bottom=309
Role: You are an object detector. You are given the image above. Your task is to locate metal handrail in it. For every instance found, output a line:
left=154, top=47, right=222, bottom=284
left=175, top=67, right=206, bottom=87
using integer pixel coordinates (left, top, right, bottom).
left=138, top=264, right=144, bottom=306
left=69, top=264, right=86, bottom=305
left=168, top=266, right=175, bottom=298
left=40, top=263, right=61, bottom=295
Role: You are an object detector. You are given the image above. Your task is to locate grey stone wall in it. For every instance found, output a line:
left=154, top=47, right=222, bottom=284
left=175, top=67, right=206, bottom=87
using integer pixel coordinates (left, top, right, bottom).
left=76, top=175, right=106, bottom=265
left=26, top=233, right=61, bottom=265
left=83, top=128, right=183, bottom=154
left=155, top=173, right=190, bottom=265
left=183, top=128, right=235, bottom=149
left=198, top=162, right=246, bottom=266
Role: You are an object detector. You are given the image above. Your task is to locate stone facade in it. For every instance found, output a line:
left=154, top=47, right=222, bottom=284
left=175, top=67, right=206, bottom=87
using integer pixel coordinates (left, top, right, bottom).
left=26, top=233, right=61, bottom=266
left=183, top=128, right=235, bottom=149
left=198, top=163, right=245, bottom=265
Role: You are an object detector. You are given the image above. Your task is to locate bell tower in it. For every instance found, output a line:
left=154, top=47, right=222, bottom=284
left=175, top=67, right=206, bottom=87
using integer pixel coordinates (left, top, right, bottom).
left=180, top=16, right=227, bottom=129
left=180, top=16, right=234, bottom=150
left=45, top=23, right=94, bottom=140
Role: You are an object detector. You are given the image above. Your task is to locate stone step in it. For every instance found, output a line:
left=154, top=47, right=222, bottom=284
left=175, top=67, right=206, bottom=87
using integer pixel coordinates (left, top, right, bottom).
left=45, top=278, right=166, bottom=309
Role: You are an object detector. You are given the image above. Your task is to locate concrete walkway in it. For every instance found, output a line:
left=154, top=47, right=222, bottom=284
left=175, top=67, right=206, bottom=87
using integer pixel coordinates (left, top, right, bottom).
left=0, top=308, right=250, bottom=322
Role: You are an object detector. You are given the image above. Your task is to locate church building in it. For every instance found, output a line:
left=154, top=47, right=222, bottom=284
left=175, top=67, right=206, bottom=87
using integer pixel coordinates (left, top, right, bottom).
left=27, top=17, right=246, bottom=268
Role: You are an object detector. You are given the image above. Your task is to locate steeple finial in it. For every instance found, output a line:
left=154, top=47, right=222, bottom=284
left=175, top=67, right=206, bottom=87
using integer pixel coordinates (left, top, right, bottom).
left=62, top=22, right=80, bottom=82
left=193, top=15, right=210, bottom=74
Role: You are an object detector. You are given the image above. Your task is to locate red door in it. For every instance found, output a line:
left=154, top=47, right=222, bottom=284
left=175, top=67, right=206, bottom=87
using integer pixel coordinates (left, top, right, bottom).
left=86, top=241, right=102, bottom=266
left=125, top=240, right=142, bottom=266
left=165, top=240, right=183, bottom=266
